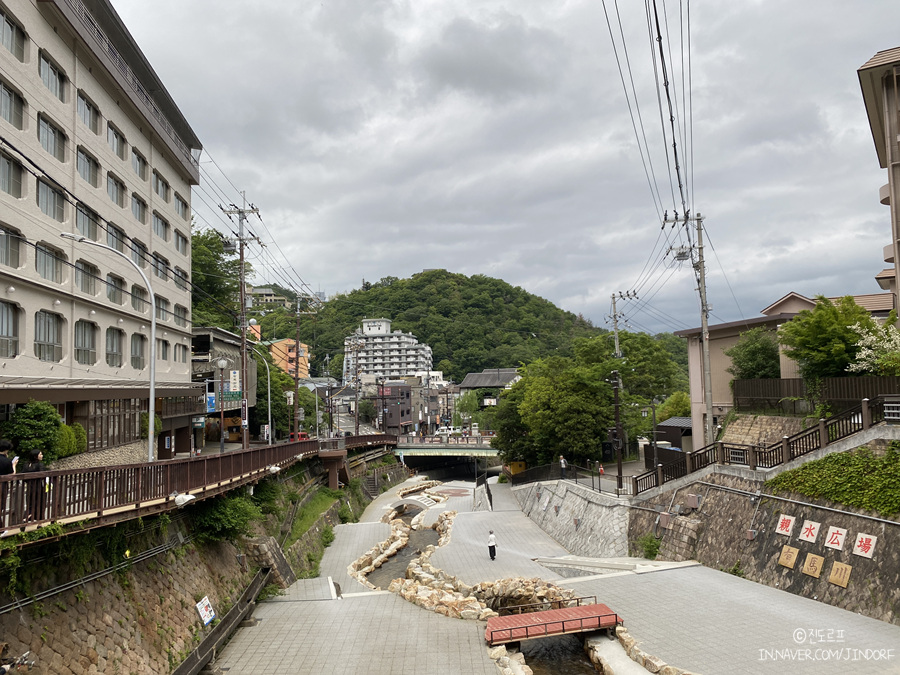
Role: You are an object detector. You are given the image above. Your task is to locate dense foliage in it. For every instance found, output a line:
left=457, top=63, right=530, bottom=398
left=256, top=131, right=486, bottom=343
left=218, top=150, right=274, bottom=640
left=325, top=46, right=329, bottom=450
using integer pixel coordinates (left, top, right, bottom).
left=724, top=327, right=781, bottom=380
left=191, top=494, right=263, bottom=543
left=491, top=332, right=688, bottom=467
left=847, top=313, right=900, bottom=376
left=779, top=296, right=875, bottom=381
left=3, top=400, right=61, bottom=461
left=190, top=226, right=249, bottom=329
left=767, top=445, right=900, bottom=517
left=256, top=270, right=604, bottom=382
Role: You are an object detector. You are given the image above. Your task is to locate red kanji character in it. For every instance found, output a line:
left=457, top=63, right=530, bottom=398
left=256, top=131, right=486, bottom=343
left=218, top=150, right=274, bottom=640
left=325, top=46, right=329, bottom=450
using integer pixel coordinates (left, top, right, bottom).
left=828, top=530, right=843, bottom=546
left=803, top=523, right=817, bottom=538
left=857, top=536, right=872, bottom=554
left=778, top=517, right=792, bottom=532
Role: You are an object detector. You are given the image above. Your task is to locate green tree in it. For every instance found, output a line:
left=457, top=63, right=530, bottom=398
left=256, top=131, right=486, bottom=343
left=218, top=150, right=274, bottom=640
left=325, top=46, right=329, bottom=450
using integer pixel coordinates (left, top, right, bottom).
left=656, top=391, right=691, bottom=422
left=847, top=313, right=900, bottom=376
left=4, top=400, right=62, bottom=461
left=724, top=327, right=781, bottom=380
left=779, top=296, right=875, bottom=381
left=358, top=399, right=376, bottom=424
left=190, top=226, right=249, bottom=330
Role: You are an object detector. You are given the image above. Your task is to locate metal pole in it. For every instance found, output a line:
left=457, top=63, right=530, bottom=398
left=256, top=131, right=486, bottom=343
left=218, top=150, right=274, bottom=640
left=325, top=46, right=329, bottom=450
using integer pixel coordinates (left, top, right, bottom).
left=294, top=298, right=300, bottom=440
left=614, top=371, right=623, bottom=492
left=219, top=364, right=226, bottom=453
left=695, top=213, right=715, bottom=446
left=652, top=401, right=659, bottom=469
left=251, top=347, right=271, bottom=444
left=61, top=234, right=156, bottom=462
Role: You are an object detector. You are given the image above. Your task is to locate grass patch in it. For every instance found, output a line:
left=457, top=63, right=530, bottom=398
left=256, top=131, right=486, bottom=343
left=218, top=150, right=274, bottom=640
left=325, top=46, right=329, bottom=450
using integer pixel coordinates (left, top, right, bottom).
left=282, top=489, right=340, bottom=550
left=766, top=445, right=900, bottom=517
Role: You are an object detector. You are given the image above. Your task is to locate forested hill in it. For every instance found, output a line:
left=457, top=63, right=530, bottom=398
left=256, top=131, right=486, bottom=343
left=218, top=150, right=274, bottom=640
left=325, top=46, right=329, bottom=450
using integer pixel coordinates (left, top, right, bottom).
left=262, top=270, right=604, bottom=382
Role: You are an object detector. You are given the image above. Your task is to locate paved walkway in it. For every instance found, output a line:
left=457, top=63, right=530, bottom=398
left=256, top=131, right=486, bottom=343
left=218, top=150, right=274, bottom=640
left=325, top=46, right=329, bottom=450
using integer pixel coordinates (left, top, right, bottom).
left=215, top=474, right=900, bottom=675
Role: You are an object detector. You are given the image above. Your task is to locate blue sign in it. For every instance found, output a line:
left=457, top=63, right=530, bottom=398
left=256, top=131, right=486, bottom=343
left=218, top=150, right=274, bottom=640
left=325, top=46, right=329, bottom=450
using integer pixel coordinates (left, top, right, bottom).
left=206, top=394, right=216, bottom=413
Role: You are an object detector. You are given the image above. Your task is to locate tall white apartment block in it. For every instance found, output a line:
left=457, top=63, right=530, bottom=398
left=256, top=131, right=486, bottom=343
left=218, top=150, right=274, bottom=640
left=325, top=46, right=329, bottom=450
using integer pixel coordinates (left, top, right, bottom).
left=342, top=318, right=433, bottom=384
left=0, top=0, right=202, bottom=454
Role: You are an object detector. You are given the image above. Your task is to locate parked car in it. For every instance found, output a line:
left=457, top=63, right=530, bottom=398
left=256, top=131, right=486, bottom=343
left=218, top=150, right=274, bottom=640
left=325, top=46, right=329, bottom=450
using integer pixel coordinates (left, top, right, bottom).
left=289, top=431, right=310, bottom=441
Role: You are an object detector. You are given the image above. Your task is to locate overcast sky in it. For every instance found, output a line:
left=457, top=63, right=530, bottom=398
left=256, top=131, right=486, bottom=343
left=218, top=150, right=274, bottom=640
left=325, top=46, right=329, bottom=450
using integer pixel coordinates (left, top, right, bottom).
left=114, top=0, right=900, bottom=335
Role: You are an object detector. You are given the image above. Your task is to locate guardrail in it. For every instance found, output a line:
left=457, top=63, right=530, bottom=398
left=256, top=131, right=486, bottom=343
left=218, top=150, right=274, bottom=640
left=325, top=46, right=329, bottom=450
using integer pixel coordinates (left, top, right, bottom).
left=396, top=435, right=493, bottom=445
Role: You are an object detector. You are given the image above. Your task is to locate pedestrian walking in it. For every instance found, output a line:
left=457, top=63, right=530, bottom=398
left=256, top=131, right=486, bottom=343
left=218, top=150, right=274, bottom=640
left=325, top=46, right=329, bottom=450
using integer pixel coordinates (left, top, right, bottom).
left=559, top=455, right=567, bottom=480
left=0, top=441, right=16, bottom=476
left=488, top=530, right=496, bottom=561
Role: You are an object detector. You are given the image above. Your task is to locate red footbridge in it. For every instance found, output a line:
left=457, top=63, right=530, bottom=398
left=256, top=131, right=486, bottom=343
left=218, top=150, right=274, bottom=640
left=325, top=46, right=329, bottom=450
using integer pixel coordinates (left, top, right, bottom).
left=485, top=599, right=623, bottom=646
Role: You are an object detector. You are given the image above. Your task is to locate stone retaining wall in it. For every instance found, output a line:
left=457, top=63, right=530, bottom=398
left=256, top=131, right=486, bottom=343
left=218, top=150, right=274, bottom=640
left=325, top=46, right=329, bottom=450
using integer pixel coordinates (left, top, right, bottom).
left=284, top=500, right=344, bottom=578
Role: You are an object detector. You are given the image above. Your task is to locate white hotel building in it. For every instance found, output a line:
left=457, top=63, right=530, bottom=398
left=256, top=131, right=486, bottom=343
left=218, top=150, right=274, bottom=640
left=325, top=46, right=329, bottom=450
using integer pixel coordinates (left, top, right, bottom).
left=342, top=318, right=433, bottom=384
left=0, top=0, right=203, bottom=455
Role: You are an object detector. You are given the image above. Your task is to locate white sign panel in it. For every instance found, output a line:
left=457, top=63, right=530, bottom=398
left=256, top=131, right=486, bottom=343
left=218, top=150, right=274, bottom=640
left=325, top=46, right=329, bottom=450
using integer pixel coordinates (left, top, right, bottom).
left=798, top=520, right=820, bottom=543
left=852, top=533, right=877, bottom=558
left=824, top=526, right=848, bottom=551
left=775, top=514, right=795, bottom=537
left=196, top=596, right=215, bottom=626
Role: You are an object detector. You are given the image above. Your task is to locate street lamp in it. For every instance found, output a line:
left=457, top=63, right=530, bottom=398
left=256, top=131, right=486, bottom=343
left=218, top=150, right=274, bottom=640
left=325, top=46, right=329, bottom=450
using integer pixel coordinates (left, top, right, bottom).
left=217, top=357, right=229, bottom=453
left=250, top=346, right=272, bottom=445
left=61, top=232, right=157, bottom=462
left=642, top=400, right=660, bottom=471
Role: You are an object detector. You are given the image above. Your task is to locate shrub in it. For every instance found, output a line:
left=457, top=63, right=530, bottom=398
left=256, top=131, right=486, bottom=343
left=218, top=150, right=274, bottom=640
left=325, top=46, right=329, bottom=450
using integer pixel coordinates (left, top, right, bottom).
left=497, top=473, right=509, bottom=484
left=191, top=495, right=262, bottom=543
left=140, top=413, right=163, bottom=440
left=57, top=424, right=77, bottom=459
left=321, top=524, right=335, bottom=547
left=72, top=423, right=87, bottom=454
left=338, top=502, right=354, bottom=524
left=5, top=400, right=62, bottom=461
left=636, top=533, right=661, bottom=560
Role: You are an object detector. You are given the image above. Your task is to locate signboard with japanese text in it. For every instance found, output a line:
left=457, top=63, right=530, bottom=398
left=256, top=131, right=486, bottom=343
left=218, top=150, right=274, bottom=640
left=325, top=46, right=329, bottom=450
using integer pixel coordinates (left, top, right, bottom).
left=196, top=596, right=215, bottom=625
left=852, top=533, right=877, bottom=558
left=829, top=562, right=852, bottom=588
left=241, top=399, right=248, bottom=428
left=230, top=370, right=241, bottom=392
left=775, top=514, right=795, bottom=537
left=798, top=520, right=820, bottom=543
left=801, top=553, right=825, bottom=578
left=778, top=545, right=799, bottom=569
left=824, top=526, right=847, bottom=551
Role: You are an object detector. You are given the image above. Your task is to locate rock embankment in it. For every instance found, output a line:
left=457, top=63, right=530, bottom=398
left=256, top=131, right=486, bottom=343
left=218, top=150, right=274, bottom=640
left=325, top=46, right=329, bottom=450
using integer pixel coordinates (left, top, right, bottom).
left=347, top=518, right=411, bottom=589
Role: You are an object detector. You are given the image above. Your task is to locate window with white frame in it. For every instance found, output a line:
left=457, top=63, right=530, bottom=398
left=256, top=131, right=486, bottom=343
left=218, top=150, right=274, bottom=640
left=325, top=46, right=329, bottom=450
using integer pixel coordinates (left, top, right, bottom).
left=153, top=171, right=170, bottom=201
left=76, top=148, right=99, bottom=186
left=130, top=333, right=146, bottom=369
left=131, top=194, right=146, bottom=223
left=174, top=343, right=188, bottom=363
left=0, top=153, right=22, bottom=197
left=0, top=227, right=19, bottom=268
left=39, top=52, right=65, bottom=101
left=76, top=204, right=99, bottom=240
left=155, top=296, right=169, bottom=321
left=35, top=244, right=63, bottom=282
left=107, top=123, right=125, bottom=159
left=105, top=327, right=124, bottom=367
left=153, top=213, right=169, bottom=241
left=156, top=338, right=169, bottom=361
left=107, top=173, right=125, bottom=207
left=175, top=194, right=188, bottom=220
left=131, top=149, right=147, bottom=179
left=0, top=300, right=17, bottom=357
left=107, top=224, right=125, bottom=252
left=74, top=319, right=96, bottom=365
left=152, top=253, right=169, bottom=281
left=131, top=285, right=148, bottom=312
left=76, top=92, right=99, bottom=133
left=38, top=116, right=65, bottom=161
left=130, top=239, right=147, bottom=268
left=106, top=274, right=125, bottom=304
left=34, top=311, right=62, bottom=362
left=37, top=181, right=64, bottom=220
left=75, top=260, right=98, bottom=294
left=1, top=80, right=24, bottom=129
left=1, top=10, right=25, bottom=61
left=174, top=304, right=188, bottom=327
left=174, top=230, right=188, bottom=256
left=173, top=267, right=188, bottom=290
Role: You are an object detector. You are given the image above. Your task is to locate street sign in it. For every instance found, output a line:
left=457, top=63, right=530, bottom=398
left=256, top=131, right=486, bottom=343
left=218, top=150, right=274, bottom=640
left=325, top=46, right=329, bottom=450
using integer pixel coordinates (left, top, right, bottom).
left=298, top=407, right=305, bottom=421
left=241, top=399, right=248, bottom=428
left=230, top=370, right=241, bottom=392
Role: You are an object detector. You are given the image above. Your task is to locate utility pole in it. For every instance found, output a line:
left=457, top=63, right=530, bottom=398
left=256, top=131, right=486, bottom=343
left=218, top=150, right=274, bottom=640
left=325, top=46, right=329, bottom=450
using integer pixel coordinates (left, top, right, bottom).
left=613, top=371, right=623, bottom=493
left=221, top=193, right=259, bottom=451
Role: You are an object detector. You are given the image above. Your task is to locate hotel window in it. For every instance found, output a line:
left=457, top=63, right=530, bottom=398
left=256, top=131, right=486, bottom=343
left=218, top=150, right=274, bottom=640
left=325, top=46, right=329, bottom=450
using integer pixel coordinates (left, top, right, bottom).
left=106, top=274, right=125, bottom=304
left=152, top=253, right=169, bottom=281
left=106, top=327, right=124, bottom=367
left=0, top=80, right=24, bottom=129
left=0, top=227, right=19, bottom=268
left=75, top=260, right=98, bottom=295
left=156, top=338, right=169, bottom=361
left=37, top=181, right=64, bottom=221
left=131, top=194, right=146, bottom=223
left=39, top=53, right=65, bottom=101
left=155, top=296, right=169, bottom=321
left=174, top=343, right=188, bottom=363
left=0, top=10, right=25, bottom=61
left=153, top=213, right=169, bottom=241
left=38, top=116, right=65, bottom=161
left=0, top=300, right=18, bottom=358
left=77, top=93, right=99, bottom=134
left=174, top=229, right=188, bottom=256
left=173, top=267, right=188, bottom=290
left=131, top=149, right=147, bottom=179
left=0, top=153, right=22, bottom=197
left=174, top=304, right=188, bottom=327
left=107, top=174, right=125, bottom=207
left=130, top=239, right=147, bottom=268
left=74, top=320, right=96, bottom=365
left=107, top=224, right=126, bottom=253
left=77, top=148, right=99, bottom=186
left=34, top=311, right=62, bottom=362
left=76, top=204, right=99, bottom=240
left=107, top=123, right=125, bottom=159
left=175, top=194, right=188, bottom=220
left=130, top=334, right=146, bottom=369
left=131, top=285, right=148, bottom=312
left=153, top=171, right=169, bottom=201
left=35, top=244, right=63, bottom=282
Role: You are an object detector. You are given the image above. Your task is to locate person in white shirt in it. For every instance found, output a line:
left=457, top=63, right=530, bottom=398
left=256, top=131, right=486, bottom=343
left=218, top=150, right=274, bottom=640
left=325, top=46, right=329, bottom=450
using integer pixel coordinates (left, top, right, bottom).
left=559, top=455, right=567, bottom=479
left=488, top=530, right=496, bottom=561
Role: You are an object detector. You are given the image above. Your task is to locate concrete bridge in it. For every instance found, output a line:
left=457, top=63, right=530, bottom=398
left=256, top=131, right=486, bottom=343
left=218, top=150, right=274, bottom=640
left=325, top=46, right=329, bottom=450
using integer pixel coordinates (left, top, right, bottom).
left=394, top=435, right=499, bottom=458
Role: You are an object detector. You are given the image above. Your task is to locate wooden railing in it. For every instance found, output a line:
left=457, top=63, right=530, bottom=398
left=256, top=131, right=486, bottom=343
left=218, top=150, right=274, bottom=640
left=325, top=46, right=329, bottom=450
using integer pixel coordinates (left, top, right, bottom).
left=631, top=398, right=885, bottom=495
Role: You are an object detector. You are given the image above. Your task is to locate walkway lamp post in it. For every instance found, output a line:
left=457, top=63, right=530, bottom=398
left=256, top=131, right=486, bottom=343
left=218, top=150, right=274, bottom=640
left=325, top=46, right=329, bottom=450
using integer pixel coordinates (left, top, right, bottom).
left=642, top=400, right=659, bottom=471
left=250, top=346, right=272, bottom=444
left=217, top=357, right=229, bottom=453
left=61, top=233, right=157, bottom=462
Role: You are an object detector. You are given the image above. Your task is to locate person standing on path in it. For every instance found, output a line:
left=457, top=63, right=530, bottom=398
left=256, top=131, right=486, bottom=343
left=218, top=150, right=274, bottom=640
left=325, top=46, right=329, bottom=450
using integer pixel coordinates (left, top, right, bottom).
left=488, top=530, right=497, bottom=561
left=559, top=455, right=567, bottom=480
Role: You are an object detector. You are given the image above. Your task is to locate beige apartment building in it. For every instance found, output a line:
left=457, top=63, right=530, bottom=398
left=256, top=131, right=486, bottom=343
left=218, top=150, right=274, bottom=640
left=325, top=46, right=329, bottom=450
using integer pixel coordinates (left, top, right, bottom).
left=0, top=0, right=202, bottom=455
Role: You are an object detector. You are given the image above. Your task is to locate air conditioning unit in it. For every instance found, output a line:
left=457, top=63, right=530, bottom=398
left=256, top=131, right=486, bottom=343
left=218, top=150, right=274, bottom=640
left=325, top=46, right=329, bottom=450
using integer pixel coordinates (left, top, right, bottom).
left=686, top=493, right=702, bottom=509
left=659, top=512, right=672, bottom=528
left=746, top=529, right=757, bottom=541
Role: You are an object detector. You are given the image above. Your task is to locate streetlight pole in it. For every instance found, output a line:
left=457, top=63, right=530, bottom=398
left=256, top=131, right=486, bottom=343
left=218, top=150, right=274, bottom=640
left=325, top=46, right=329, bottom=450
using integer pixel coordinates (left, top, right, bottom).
left=250, top=347, right=271, bottom=445
left=61, top=233, right=156, bottom=462
left=217, top=358, right=228, bottom=453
